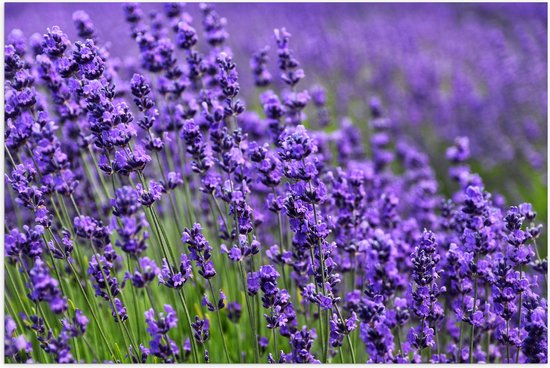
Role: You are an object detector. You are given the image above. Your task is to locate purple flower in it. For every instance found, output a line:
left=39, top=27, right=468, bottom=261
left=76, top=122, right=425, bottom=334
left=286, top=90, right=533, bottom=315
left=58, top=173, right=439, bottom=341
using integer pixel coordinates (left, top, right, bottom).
left=258, top=336, right=269, bottom=353
left=182, top=223, right=216, bottom=279
left=183, top=338, right=191, bottom=359
left=200, top=3, right=228, bottom=47
left=176, top=21, right=198, bottom=50
left=408, top=230, right=445, bottom=350
left=129, top=257, right=159, bottom=288
left=247, top=271, right=260, bottom=296
left=145, top=304, right=180, bottom=363
left=227, top=301, right=242, bottom=322
left=6, top=225, right=44, bottom=261
left=41, top=26, right=70, bottom=58
left=62, top=309, right=89, bottom=338
left=521, top=291, right=548, bottom=363
left=330, top=311, right=358, bottom=348
left=163, top=171, right=183, bottom=191
left=5, top=315, right=32, bottom=362
left=273, top=28, right=304, bottom=88
left=72, top=10, right=96, bottom=39
left=446, top=136, right=470, bottom=163
left=158, top=254, right=193, bottom=289
left=181, top=119, right=213, bottom=174
left=3, top=4, right=548, bottom=365
left=284, top=327, right=319, bottom=363
left=136, top=180, right=165, bottom=207
left=279, top=125, right=315, bottom=161
left=250, top=46, right=272, bottom=87
left=259, top=265, right=280, bottom=295
left=73, top=215, right=110, bottom=247
left=28, top=258, right=67, bottom=314
left=111, top=186, right=140, bottom=217
left=191, top=316, right=210, bottom=344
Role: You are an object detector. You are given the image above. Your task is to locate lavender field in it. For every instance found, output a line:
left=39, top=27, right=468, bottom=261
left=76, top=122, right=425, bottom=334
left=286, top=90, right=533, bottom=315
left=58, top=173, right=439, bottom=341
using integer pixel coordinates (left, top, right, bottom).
left=4, top=2, right=548, bottom=364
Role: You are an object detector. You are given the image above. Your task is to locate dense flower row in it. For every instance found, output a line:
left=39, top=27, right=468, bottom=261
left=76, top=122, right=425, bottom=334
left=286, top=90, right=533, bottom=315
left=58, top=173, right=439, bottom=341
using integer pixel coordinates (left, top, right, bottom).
left=5, top=3, right=547, bottom=172
left=229, top=3, right=548, bottom=171
left=4, top=3, right=547, bottom=364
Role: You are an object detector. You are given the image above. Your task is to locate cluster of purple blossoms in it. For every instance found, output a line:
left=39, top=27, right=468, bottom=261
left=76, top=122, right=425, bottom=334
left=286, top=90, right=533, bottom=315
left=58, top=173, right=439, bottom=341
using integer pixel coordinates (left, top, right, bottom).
left=5, top=316, right=32, bottom=363
left=23, top=309, right=88, bottom=364
left=182, top=223, right=216, bottom=279
left=191, top=315, right=211, bottom=362
left=112, top=185, right=150, bottom=255
left=4, top=3, right=546, bottom=364
left=408, top=231, right=445, bottom=351
left=28, top=258, right=68, bottom=314
left=158, top=253, right=193, bottom=290
left=249, top=265, right=297, bottom=334
left=126, top=256, right=159, bottom=288
left=144, top=305, right=179, bottom=363
left=88, top=246, right=127, bottom=323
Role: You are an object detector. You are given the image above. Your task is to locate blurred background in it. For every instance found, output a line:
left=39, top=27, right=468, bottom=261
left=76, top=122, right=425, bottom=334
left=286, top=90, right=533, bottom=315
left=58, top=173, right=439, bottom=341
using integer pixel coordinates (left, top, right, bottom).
left=5, top=3, right=548, bottom=236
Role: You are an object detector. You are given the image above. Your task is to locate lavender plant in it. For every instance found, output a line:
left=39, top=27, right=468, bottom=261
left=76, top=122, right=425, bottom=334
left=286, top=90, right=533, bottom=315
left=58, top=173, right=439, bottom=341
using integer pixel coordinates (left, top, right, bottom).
left=4, top=3, right=547, bottom=364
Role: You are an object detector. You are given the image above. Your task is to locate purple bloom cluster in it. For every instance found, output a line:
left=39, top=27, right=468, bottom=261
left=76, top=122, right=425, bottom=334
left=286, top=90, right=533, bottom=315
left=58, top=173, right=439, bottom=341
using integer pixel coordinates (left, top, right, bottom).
left=28, top=258, right=68, bottom=314
left=127, top=256, right=159, bottom=288
left=182, top=223, right=216, bottom=279
left=159, top=253, right=193, bottom=290
left=88, top=246, right=128, bottom=323
left=144, top=305, right=179, bottom=363
left=5, top=316, right=32, bottom=363
left=4, top=3, right=546, bottom=364
left=112, top=186, right=150, bottom=255
left=408, top=231, right=445, bottom=351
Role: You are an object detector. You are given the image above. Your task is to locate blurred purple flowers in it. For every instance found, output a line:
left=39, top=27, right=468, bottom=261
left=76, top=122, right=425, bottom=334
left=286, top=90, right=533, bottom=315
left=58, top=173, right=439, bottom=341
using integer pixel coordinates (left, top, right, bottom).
left=3, top=2, right=546, bottom=364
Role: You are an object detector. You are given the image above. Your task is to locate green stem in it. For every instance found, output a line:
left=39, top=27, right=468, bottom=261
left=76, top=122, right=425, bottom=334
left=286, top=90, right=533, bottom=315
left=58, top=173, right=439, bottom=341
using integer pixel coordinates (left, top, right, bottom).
left=272, top=325, right=278, bottom=360
left=152, top=146, right=184, bottom=234
left=306, top=176, right=330, bottom=362
left=238, top=262, right=260, bottom=362
left=458, top=293, right=465, bottom=357
left=145, top=206, right=200, bottom=363
left=395, top=326, right=403, bottom=356
left=127, top=257, right=142, bottom=344
left=515, top=265, right=524, bottom=363
left=309, top=247, right=326, bottom=360
left=207, top=281, right=232, bottom=362
left=88, top=242, right=135, bottom=360
left=485, top=283, right=491, bottom=361
left=88, top=146, right=112, bottom=198
left=272, top=187, right=288, bottom=286
left=82, top=336, right=101, bottom=362
left=469, top=273, right=479, bottom=363
left=334, top=304, right=356, bottom=364
left=176, top=290, right=200, bottom=363
left=506, top=320, right=511, bottom=363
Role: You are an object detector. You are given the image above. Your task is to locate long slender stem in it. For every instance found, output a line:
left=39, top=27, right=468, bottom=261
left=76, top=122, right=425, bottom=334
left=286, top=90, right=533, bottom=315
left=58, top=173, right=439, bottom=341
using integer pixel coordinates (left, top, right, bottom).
left=238, top=262, right=260, bottom=362
left=176, top=290, right=200, bottom=363
left=395, top=326, right=403, bottom=356
left=147, top=207, right=200, bottom=363
left=334, top=304, right=356, bottom=364
left=126, top=257, right=142, bottom=344
left=309, top=247, right=326, bottom=360
left=138, top=182, right=200, bottom=363
left=151, top=145, right=184, bottom=234
left=272, top=325, right=278, bottom=360
left=88, top=242, right=136, bottom=360
left=506, top=320, right=511, bottom=363
left=306, top=175, right=330, bottom=362
left=207, top=280, right=232, bottom=362
left=515, top=265, right=524, bottom=363
left=47, top=230, right=116, bottom=360
left=469, top=273, right=479, bottom=363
